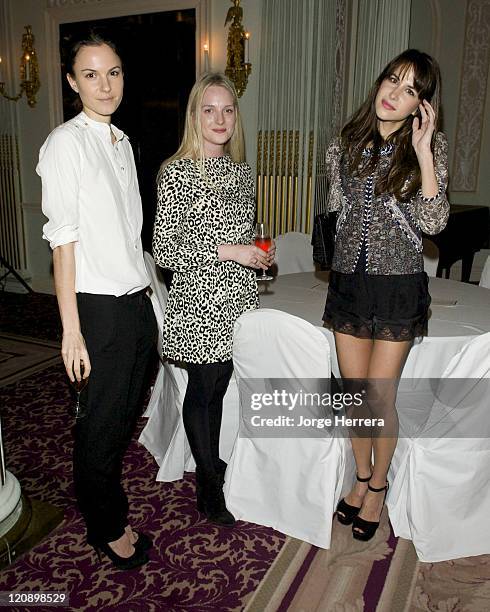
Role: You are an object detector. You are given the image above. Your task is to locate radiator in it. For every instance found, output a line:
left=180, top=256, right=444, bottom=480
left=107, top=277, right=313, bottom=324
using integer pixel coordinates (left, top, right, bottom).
left=0, top=133, right=25, bottom=270
left=256, top=129, right=314, bottom=237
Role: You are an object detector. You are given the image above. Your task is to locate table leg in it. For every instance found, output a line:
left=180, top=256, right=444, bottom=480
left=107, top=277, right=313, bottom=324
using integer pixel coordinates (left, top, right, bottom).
left=461, top=253, right=475, bottom=283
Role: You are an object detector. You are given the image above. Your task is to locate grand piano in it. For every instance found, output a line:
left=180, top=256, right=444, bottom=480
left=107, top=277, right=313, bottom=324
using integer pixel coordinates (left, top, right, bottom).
left=424, top=204, right=490, bottom=282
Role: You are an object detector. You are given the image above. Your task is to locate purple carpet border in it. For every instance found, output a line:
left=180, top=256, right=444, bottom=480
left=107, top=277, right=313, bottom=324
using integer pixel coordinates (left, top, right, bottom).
left=363, top=527, right=398, bottom=610
left=277, top=544, right=319, bottom=611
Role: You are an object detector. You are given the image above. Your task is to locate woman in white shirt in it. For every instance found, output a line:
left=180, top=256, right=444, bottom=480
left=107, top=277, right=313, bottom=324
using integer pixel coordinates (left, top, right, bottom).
left=37, top=31, right=156, bottom=570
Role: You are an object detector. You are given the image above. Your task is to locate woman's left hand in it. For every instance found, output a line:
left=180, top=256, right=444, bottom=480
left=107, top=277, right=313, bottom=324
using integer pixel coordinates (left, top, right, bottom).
left=412, top=100, right=435, bottom=158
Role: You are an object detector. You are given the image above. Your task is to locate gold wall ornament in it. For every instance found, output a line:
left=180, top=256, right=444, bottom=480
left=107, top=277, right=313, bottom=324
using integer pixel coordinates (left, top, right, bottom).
left=224, top=0, right=251, bottom=97
left=257, top=129, right=316, bottom=236
left=0, top=26, right=40, bottom=108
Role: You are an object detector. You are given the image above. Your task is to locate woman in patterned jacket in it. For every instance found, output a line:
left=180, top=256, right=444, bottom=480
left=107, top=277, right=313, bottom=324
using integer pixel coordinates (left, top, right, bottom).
left=153, top=73, right=274, bottom=526
left=323, top=49, right=449, bottom=541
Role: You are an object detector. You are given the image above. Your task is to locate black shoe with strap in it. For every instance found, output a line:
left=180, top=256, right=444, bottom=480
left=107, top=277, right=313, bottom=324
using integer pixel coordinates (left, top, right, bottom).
left=93, top=541, right=149, bottom=570
left=352, top=482, right=389, bottom=541
left=336, top=472, right=372, bottom=525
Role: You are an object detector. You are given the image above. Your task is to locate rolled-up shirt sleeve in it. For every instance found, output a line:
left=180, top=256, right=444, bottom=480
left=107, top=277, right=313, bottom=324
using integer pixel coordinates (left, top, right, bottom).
left=37, top=127, right=81, bottom=249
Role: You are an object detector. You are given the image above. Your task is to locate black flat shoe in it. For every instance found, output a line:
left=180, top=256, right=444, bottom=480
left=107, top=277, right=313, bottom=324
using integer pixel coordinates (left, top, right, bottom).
left=133, top=532, right=152, bottom=552
left=336, top=472, right=372, bottom=525
left=94, top=542, right=149, bottom=570
left=352, top=482, right=389, bottom=542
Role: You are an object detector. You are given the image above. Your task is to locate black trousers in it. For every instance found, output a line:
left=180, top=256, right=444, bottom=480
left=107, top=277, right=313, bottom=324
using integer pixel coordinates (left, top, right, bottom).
left=182, top=361, right=234, bottom=478
left=74, top=290, right=157, bottom=546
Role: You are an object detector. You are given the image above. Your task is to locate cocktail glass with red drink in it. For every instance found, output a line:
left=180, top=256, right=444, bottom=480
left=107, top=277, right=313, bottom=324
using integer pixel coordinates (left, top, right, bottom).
left=254, top=222, right=273, bottom=281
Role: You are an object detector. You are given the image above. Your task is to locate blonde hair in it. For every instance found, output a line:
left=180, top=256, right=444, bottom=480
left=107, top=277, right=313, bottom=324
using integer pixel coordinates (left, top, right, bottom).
left=157, top=73, right=245, bottom=181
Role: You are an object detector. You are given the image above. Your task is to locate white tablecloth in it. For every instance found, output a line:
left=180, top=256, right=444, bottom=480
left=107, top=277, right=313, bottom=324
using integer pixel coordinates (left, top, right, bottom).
left=258, top=272, right=490, bottom=378
left=141, top=268, right=490, bottom=559
left=259, top=272, right=490, bottom=561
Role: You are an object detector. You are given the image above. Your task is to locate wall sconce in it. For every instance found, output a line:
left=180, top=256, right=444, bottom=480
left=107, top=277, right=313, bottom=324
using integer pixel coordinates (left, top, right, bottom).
left=0, top=25, right=40, bottom=108
left=203, top=42, right=210, bottom=72
left=224, top=0, right=251, bottom=97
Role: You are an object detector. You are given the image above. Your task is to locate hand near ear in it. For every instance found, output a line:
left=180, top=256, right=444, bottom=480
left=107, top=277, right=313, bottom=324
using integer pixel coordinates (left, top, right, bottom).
left=412, top=100, right=435, bottom=159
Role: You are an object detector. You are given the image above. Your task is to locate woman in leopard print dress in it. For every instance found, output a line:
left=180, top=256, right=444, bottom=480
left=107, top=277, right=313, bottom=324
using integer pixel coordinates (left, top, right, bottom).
left=153, top=73, right=274, bottom=526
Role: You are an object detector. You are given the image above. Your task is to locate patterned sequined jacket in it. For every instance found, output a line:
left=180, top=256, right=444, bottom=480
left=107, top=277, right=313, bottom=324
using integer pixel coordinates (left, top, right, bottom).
left=326, top=132, right=449, bottom=275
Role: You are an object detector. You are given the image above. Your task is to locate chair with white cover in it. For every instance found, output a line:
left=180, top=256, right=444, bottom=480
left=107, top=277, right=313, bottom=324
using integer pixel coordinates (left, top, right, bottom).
left=422, top=238, right=439, bottom=277
left=139, top=252, right=191, bottom=479
left=140, top=366, right=240, bottom=481
left=479, top=255, right=490, bottom=288
left=274, top=232, right=316, bottom=275
left=388, top=332, right=490, bottom=561
left=139, top=252, right=240, bottom=481
left=143, top=251, right=167, bottom=361
left=224, top=309, right=348, bottom=548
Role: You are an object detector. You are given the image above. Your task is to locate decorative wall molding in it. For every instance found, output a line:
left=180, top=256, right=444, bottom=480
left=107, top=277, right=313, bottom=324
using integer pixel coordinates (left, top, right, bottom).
left=428, top=0, right=442, bottom=58
left=452, top=0, right=490, bottom=192
left=0, top=0, right=18, bottom=135
left=44, top=0, right=209, bottom=131
left=48, top=0, right=104, bottom=7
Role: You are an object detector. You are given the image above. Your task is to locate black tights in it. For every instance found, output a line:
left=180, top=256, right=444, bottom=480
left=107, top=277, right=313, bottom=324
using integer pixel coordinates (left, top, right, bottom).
left=182, top=361, right=234, bottom=478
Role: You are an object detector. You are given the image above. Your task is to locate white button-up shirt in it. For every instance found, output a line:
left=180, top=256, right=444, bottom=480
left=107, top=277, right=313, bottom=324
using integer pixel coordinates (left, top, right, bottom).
left=37, top=111, right=149, bottom=296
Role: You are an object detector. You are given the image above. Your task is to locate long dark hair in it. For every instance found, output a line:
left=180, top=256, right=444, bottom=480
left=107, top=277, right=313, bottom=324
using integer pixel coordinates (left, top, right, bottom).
left=341, top=49, right=441, bottom=201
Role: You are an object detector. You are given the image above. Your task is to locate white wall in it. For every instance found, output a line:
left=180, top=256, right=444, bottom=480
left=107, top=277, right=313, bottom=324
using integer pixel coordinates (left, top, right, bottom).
left=410, top=0, right=490, bottom=208
left=7, top=0, right=487, bottom=290
left=0, top=0, right=263, bottom=291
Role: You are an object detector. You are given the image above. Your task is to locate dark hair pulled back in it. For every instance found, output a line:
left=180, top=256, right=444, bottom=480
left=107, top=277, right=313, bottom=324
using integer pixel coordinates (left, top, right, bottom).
left=64, top=29, right=120, bottom=76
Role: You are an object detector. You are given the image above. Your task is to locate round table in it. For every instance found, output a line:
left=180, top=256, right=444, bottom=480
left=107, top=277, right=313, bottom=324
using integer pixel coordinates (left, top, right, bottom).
left=258, top=272, right=490, bottom=561
left=258, top=272, right=490, bottom=377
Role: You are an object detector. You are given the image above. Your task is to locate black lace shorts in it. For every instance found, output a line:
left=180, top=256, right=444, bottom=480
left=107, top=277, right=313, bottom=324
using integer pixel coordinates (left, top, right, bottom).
left=323, top=270, right=431, bottom=341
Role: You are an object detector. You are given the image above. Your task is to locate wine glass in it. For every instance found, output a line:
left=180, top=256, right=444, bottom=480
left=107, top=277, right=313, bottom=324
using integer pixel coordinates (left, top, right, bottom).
left=70, top=360, right=89, bottom=420
left=254, top=222, right=273, bottom=281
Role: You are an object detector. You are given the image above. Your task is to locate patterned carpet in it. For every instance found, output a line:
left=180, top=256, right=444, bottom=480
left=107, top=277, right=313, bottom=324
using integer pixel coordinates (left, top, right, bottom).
left=245, top=515, right=418, bottom=612
left=0, top=364, right=285, bottom=611
left=247, top=520, right=490, bottom=612
left=2, top=290, right=490, bottom=611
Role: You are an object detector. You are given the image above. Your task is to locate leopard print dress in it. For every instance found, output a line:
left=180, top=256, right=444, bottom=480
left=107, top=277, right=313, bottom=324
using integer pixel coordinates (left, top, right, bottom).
left=153, top=155, right=258, bottom=363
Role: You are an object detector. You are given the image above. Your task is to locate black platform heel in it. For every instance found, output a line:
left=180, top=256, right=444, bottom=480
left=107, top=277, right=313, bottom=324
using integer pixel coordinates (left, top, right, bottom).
left=352, top=482, right=389, bottom=541
left=133, top=532, right=152, bottom=552
left=93, top=541, right=149, bottom=570
left=336, top=472, right=372, bottom=525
